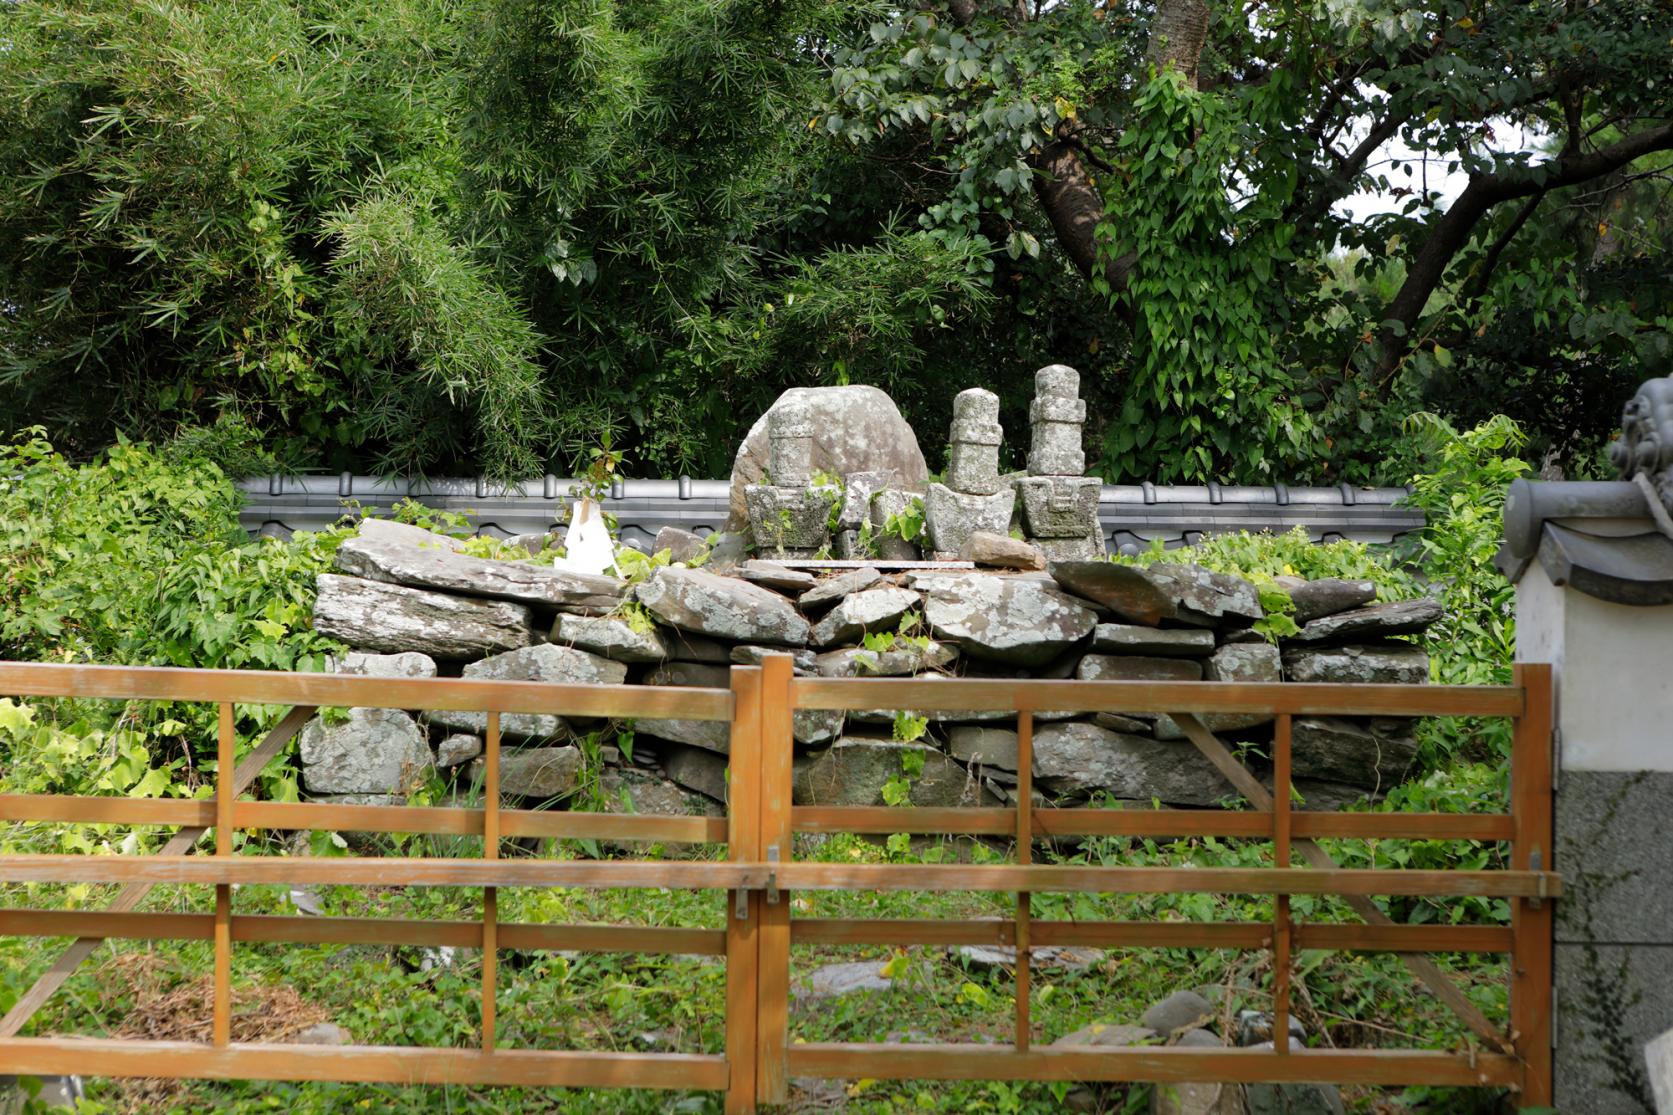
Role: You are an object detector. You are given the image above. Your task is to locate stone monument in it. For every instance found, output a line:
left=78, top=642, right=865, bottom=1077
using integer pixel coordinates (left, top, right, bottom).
left=923, top=388, right=1015, bottom=554
left=1015, top=365, right=1105, bottom=560
left=744, top=400, right=839, bottom=556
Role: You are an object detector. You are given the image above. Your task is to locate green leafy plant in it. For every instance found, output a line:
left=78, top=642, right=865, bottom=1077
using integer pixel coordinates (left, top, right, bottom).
left=881, top=496, right=927, bottom=545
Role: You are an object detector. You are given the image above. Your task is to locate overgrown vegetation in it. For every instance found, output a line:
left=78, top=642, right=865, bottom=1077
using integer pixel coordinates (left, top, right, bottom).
left=0, top=418, right=1535, bottom=1111
left=2, top=1, right=1667, bottom=480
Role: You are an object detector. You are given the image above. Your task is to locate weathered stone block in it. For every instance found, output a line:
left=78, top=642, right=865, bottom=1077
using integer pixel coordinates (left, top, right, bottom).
left=869, top=489, right=925, bottom=560
left=330, top=650, right=437, bottom=678
left=300, top=708, right=431, bottom=795
left=637, top=567, right=810, bottom=646
left=813, top=641, right=958, bottom=677
left=1076, top=654, right=1204, bottom=682
left=743, top=483, right=838, bottom=555
left=959, top=531, right=1045, bottom=570
left=1281, top=577, right=1377, bottom=623
left=1288, top=598, right=1443, bottom=644
left=1092, top=624, right=1216, bottom=657
left=659, top=742, right=730, bottom=803
left=431, top=643, right=626, bottom=738
left=924, top=483, right=1014, bottom=554
left=739, top=560, right=817, bottom=594
left=1034, top=722, right=1235, bottom=804
left=810, top=586, right=920, bottom=646
left=726, top=385, right=929, bottom=531
left=314, top=574, right=532, bottom=659
left=335, top=524, right=625, bottom=610
left=921, top=573, right=1097, bottom=665
left=552, top=612, right=668, bottom=663
left=1051, top=562, right=1261, bottom=627
left=473, top=746, right=581, bottom=799
left=793, top=738, right=993, bottom=807
left=1289, top=717, right=1417, bottom=789
left=1281, top=644, right=1429, bottom=684
left=800, top=566, right=884, bottom=611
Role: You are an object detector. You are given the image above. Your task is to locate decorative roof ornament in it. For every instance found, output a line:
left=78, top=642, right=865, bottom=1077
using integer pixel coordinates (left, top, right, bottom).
left=1608, top=377, right=1673, bottom=540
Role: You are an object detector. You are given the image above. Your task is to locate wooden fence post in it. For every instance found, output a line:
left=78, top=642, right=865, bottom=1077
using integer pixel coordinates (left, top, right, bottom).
left=725, top=666, right=763, bottom=1115
left=755, top=654, right=795, bottom=1104
left=1509, top=662, right=1554, bottom=1106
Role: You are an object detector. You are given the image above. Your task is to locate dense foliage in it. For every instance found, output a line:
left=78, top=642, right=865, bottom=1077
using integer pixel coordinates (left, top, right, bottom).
left=1, top=0, right=1667, bottom=482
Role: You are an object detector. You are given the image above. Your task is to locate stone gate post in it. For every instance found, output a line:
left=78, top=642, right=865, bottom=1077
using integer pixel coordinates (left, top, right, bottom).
left=1499, top=381, right=1673, bottom=1114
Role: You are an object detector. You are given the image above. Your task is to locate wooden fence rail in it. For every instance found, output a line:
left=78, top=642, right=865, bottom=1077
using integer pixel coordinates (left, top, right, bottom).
left=0, top=658, right=1556, bottom=1111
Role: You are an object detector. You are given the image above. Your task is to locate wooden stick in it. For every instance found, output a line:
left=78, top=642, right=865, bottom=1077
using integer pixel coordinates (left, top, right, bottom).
left=1171, top=713, right=1516, bottom=1054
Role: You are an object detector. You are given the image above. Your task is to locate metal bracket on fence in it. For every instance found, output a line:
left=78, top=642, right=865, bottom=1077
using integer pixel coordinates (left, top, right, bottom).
left=1529, top=848, right=1547, bottom=909
left=765, top=845, right=781, bottom=905
left=735, top=886, right=750, bottom=921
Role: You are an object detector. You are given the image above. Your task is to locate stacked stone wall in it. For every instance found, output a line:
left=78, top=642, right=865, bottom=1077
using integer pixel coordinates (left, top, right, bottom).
left=303, top=518, right=1442, bottom=821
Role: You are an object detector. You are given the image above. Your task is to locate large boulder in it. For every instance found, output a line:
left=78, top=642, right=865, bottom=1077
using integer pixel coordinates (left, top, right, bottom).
left=334, top=522, right=625, bottom=610
left=725, top=386, right=929, bottom=530
left=792, top=738, right=992, bottom=807
left=430, top=644, right=627, bottom=738
left=637, top=567, right=810, bottom=646
left=1034, top=722, right=1234, bottom=804
left=299, top=707, right=431, bottom=795
left=1050, top=562, right=1262, bottom=628
left=920, top=573, right=1097, bottom=666
left=313, top=574, right=532, bottom=659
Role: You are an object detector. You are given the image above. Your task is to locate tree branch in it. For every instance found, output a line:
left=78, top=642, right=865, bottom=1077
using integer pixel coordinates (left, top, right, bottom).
left=1374, top=122, right=1673, bottom=378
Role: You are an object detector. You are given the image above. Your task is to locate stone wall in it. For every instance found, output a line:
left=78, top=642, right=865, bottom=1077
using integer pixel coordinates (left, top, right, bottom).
left=301, top=517, right=1441, bottom=821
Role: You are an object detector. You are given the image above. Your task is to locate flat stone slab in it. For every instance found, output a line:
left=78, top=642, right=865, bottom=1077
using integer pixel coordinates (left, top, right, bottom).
left=1091, top=624, right=1216, bottom=657
left=1290, top=717, right=1417, bottom=789
left=1034, top=723, right=1235, bottom=804
left=799, top=566, right=884, bottom=611
left=1282, top=644, right=1429, bottom=684
left=552, top=613, right=668, bottom=663
left=813, top=641, right=958, bottom=678
left=431, top=644, right=626, bottom=738
left=793, top=738, right=991, bottom=807
left=330, top=651, right=437, bottom=678
left=959, top=531, right=1046, bottom=571
left=795, top=959, right=902, bottom=1003
left=314, top=574, right=532, bottom=659
left=1051, top=562, right=1261, bottom=627
left=921, top=574, right=1097, bottom=666
left=1282, top=577, right=1377, bottom=623
left=738, top=560, right=818, bottom=593
left=335, top=523, right=625, bottom=609
left=810, top=586, right=920, bottom=646
left=638, top=567, right=810, bottom=646
left=1076, top=654, right=1204, bottom=682
left=952, top=944, right=1102, bottom=973
left=1288, top=598, right=1443, bottom=644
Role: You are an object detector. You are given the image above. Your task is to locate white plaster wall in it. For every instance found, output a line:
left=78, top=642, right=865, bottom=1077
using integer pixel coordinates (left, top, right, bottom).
left=1651, top=1027, right=1673, bottom=1115
left=1517, top=561, right=1673, bottom=773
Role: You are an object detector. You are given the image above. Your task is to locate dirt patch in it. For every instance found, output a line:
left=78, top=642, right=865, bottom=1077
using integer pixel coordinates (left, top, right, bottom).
left=92, top=953, right=332, bottom=1112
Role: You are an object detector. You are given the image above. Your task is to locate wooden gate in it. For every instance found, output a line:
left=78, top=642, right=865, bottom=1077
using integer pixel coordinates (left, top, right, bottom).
left=0, top=658, right=1558, bottom=1111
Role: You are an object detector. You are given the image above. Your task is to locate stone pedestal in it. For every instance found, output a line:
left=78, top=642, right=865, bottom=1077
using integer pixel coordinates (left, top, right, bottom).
left=1017, top=475, right=1103, bottom=561
left=1015, top=365, right=1104, bottom=558
left=745, top=400, right=837, bottom=556
left=924, top=388, right=1015, bottom=554
left=924, top=483, right=1014, bottom=554
left=1502, top=471, right=1673, bottom=1114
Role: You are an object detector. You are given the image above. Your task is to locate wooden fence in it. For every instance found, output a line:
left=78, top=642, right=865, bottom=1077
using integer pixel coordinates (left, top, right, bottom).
left=0, top=658, right=1557, bottom=1111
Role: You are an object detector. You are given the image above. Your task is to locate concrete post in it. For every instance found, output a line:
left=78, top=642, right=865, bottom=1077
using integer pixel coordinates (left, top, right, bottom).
left=1503, top=472, right=1673, bottom=1114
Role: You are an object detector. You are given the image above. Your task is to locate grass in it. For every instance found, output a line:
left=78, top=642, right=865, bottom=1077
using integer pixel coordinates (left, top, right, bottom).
left=1, top=826, right=1515, bottom=1115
